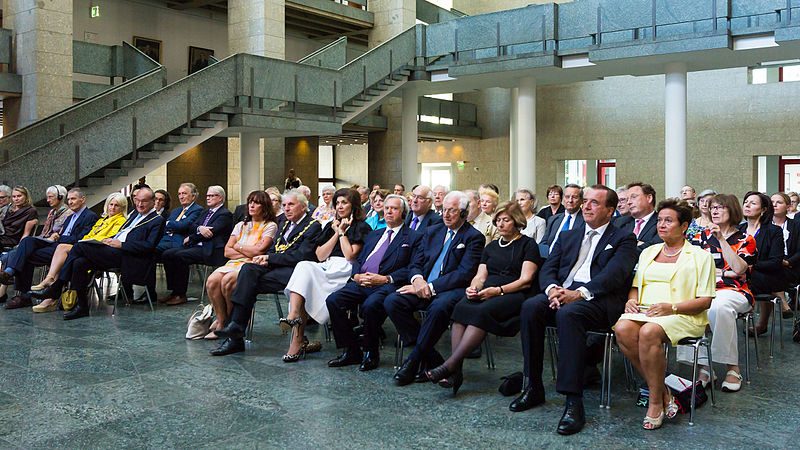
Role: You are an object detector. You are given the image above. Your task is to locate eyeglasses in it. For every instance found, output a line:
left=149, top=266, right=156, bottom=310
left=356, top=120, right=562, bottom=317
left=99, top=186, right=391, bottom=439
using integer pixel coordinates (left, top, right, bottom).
left=709, top=205, right=727, bottom=211
left=206, top=194, right=220, bottom=197
left=442, top=208, right=462, bottom=215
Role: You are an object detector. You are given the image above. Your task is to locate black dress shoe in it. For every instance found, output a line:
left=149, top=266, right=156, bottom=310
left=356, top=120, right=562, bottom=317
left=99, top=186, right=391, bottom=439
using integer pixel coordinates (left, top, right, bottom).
left=210, top=337, right=245, bottom=356
left=394, top=357, right=420, bottom=386
left=0, top=293, right=6, bottom=304
left=214, top=322, right=246, bottom=340
left=359, top=351, right=380, bottom=371
left=31, top=282, right=63, bottom=300
left=4, top=294, right=32, bottom=310
left=63, top=304, right=89, bottom=321
left=556, top=399, right=586, bottom=435
left=328, top=349, right=363, bottom=367
left=509, top=386, right=545, bottom=412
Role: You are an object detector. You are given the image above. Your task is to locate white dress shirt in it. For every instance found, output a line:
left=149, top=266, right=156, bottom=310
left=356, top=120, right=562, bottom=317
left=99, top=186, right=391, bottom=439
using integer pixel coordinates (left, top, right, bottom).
left=115, top=208, right=155, bottom=243
left=546, top=221, right=610, bottom=301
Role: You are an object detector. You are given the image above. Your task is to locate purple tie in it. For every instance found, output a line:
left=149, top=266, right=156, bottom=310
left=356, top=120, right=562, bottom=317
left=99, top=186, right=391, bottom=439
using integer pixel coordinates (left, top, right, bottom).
left=411, top=217, right=419, bottom=230
left=361, top=230, right=393, bottom=274
left=202, top=209, right=214, bottom=226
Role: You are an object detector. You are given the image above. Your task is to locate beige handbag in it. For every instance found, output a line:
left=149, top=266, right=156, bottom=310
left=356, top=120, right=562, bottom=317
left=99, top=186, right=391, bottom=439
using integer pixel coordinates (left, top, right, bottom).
left=185, top=303, right=214, bottom=340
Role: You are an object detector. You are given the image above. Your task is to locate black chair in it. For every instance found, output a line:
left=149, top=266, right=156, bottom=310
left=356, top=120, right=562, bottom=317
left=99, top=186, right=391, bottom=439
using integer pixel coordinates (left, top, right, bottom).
left=676, top=335, right=717, bottom=426
left=754, top=293, right=784, bottom=357
left=546, top=326, right=616, bottom=408
left=738, top=311, right=760, bottom=382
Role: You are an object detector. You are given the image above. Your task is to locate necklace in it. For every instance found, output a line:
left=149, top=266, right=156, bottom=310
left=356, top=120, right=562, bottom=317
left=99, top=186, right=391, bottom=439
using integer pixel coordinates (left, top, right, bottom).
left=274, top=219, right=316, bottom=252
left=498, top=234, right=520, bottom=248
left=661, top=244, right=683, bottom=257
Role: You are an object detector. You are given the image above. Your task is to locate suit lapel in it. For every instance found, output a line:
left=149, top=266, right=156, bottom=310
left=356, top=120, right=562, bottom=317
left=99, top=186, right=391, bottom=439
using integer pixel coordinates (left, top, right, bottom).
left=381, top=226, right=405, bottom=265
left=641, top=216, right=657, bottom=240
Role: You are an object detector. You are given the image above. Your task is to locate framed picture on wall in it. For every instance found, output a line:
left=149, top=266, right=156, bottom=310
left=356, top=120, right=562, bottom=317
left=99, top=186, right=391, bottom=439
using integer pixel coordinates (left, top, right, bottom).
left=133, top=36, right=162, bottom=63
left=188, top=46, right=214, bottom=74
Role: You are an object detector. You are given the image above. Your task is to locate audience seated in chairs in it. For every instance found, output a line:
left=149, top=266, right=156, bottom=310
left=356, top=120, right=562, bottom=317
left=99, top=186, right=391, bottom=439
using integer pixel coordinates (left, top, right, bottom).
left=542, top=184, right=584, bottom=254
left=513, top=185, right=637, bottom=436
left=327, top=194, right=420, bottom=371
left=767, top=192, right=800, bottom=319
left=154, top=189, right=171, bottom=220
left=204, top=190, right=277, bottom=340
left=38, top=185, right=72, bottom=240
left=677, top=194, right=757, bottom=393
left=472, top=187, right=499, bottom=245
left=615, top=182, right=663, bottom=254
left=33, top=187, right=165, bottom=320
left=405, top=185, right=442, bottom=233
left=739, top=191, right=790, bottom=334
left=385, top=191, right=484, bottom=387
left=267, top=188, right=284, bottom=225
left=29, top=193, right=128, bottom=312
left=687, top=189, right=716, bottom=237
left=1, top=187, right=98, bottom=310
left=312, top=186, right=335, bottom=224
left=427, top=202, right=543, bottom=395
left=156, top=183, right=203, bottom=255
left=537, top=184, right=565, bottom=222
left=614, top=199, right=716, bottom=430
left=211, top=189, right=322, bottom=356
left=0, top=185, right=12, bottom=234
left=365, top=189, right=389, bottom=230
left=160, top=185, right=233, bottom=306
left=516, top=189, right=547, bottom=243
left=280, top=188, right=372, bottom=362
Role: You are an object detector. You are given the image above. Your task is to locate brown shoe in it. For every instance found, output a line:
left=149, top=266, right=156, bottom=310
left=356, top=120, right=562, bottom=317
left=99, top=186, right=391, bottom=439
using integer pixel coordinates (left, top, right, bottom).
left=0, top=271, right=14, bottom=286
left=165, top=295, right=187, bottom=306
left=157, top=295, right=174, bottom=304
left=5, top=295, right=32, bottom=309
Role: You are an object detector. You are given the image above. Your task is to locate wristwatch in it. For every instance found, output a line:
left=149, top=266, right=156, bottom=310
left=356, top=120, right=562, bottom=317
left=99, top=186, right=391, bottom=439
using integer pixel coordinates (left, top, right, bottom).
left=672, top=304, right=678, bottom=314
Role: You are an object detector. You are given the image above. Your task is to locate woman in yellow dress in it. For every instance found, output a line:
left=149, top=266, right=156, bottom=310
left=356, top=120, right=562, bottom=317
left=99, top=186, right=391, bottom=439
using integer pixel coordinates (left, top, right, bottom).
left=204, top=190, right=277, bottom=339
left=614, top=199, right=716, bottom=430
left=31, top=193, right=128, bottom=312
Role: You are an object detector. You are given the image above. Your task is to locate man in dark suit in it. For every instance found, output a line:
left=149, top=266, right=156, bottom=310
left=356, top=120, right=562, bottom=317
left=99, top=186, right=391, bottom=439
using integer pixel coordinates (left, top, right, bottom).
left=510, top=185, right=637, bottom=436
left=542, top=184, right=584, bottom=254
left=33, top=187, right=166, bottom=320
left=613, top=182, right=661, bottom=254
left=156, top=182, right=203, bottom=255
left=327, top=194, right=421, bottom=371
left=212, top=190, right=322, bottom=356
left=0, top=188, right=98, bottom=308
left=160, top=186, right=233, bottom=306
left=385, top=191, right=484, bottom=386
left=405, top=185, right=442, bottom=233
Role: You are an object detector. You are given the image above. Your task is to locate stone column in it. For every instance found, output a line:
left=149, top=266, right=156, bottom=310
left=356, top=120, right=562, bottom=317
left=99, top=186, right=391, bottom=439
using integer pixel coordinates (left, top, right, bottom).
left=3, top=0, right=73, bottom=131
left=509, top=87, right=519, bottom=195
left=664, top=62, right=687, bottom=199
left=515, top=77, right=536, bottom=193
left=240, top=132, right=261, bottom=201
left=401, top=85, right=418, bottom=189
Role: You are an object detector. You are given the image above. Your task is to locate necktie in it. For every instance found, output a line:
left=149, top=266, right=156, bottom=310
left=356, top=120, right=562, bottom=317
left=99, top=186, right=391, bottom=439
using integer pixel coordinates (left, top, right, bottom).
left=202, top=209, right=214, bottom=226
left=564, top=230, right=598, bottom=288
left=634, top=218, right=644, bottom=237
left=411, top=217, right=419, bottom=230
left=361, top=230, right=393, bottom=274
left=560, top=214, right=572, bottom=232
left=176, top=207, right=188, bottom=221
left=284, top=222, right=296, bottom=241
left=427, top=230, right=454, bottom=283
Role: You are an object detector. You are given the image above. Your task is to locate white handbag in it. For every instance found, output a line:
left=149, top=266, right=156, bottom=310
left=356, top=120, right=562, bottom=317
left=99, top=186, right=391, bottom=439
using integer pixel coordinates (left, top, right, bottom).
left=185, top=303, right=214, bottom=340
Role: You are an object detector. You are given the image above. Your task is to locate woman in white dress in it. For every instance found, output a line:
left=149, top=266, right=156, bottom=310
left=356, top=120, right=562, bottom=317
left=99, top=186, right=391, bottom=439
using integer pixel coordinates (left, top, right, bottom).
left=281, top=188, right=372, bottom=362
left=515, top=188, right=546, bottom=243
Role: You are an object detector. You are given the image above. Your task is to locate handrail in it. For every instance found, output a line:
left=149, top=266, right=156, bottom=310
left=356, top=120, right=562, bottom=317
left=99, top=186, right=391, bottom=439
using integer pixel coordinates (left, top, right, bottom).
left=298, top=36, right=347, bottom=68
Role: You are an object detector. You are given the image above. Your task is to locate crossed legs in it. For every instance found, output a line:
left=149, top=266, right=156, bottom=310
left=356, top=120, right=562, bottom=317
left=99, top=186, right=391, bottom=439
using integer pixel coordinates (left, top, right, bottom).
left=615, top=320, right=673, bottom=421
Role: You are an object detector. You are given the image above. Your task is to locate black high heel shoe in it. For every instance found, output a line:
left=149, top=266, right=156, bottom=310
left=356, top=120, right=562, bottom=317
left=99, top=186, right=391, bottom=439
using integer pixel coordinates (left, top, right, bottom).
left=282, top=348, right=306, bottom=363
left=427, top=364, right=454, bottom=384
left=427, top=364, right=464, bottom=395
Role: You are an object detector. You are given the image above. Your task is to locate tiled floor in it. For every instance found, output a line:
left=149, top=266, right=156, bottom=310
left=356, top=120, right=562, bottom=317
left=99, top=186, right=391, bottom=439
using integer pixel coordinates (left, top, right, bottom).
left=0, top=277, right=797, bottom=448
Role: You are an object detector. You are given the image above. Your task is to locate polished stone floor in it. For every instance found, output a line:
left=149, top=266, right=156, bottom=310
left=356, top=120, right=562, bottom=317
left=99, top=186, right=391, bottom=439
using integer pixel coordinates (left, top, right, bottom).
left=0, top=277, right=797, bottom=449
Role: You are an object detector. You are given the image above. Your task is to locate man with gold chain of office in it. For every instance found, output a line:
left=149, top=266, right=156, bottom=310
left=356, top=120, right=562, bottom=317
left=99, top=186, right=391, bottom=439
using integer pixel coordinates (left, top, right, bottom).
left=211, top=189, right=322, bottom=356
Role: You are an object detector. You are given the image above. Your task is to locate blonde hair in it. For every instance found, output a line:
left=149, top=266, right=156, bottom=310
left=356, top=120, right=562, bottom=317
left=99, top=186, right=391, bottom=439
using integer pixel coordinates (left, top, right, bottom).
left=103, top=192, right=128, bottom=218
left=493, top=201, right=527, bottom=229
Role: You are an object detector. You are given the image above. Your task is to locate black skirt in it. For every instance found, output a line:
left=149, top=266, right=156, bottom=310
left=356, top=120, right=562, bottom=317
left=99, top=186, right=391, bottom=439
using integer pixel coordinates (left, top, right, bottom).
left=450, top=275, right=529, bottom=337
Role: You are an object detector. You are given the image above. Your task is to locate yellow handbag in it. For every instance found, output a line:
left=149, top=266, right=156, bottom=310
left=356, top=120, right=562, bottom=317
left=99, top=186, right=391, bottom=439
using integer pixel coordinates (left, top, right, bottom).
left=60, top=290, right=77, bottom=310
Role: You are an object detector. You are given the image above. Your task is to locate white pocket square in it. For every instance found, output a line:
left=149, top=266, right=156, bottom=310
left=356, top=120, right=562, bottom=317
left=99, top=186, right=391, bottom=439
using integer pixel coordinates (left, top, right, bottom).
left=604, top=244, right=613, bottom=250
left=456, top=243, right=465, bottom=249
left=401, top=244, right=409, bottom=247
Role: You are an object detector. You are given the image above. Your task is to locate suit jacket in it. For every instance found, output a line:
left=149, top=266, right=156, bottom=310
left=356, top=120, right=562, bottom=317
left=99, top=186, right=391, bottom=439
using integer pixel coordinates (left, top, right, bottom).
left=405, top=210, right=442, bottom=234
left=266, top=214, right=323, bottom=268
left=785, top=218, right=800, bottom=279
left=184, top=206, right=234, bottom=266
left=737, top=222, right=784, bottom=274
left=350, top=225, right=421, bottom=284
left=539, top=221, right=638, bottom=323
left=232, top=203, right=247, bottom=225
left=118, top=211, right=166, bottom=285
left=57, top=208, right=98, bottom=244
left=542, top=211, right=584, bottom=247
left=408, top=222, right=484, bottom=294
left=615, top=214, right=662, bottom=253
left=159, top=203, right=203, bottom=248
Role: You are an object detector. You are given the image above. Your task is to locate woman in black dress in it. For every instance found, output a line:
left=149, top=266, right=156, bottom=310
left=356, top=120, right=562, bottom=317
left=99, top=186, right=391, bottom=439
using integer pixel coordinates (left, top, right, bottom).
left=427, top=201, right=543, bottom=394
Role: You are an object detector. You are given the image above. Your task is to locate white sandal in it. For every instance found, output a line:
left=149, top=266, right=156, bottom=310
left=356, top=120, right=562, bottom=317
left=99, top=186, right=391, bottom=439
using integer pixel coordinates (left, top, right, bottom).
left=721, top=370, right=743, bottom=392
left=698, top=368, right=717, bottom=389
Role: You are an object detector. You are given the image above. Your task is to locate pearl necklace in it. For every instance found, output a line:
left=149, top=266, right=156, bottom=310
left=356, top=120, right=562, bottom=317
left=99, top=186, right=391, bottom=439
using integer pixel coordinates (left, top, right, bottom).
left=498, top=235, right=521, bottom=248
left=661, top=245, right=683, bottom=257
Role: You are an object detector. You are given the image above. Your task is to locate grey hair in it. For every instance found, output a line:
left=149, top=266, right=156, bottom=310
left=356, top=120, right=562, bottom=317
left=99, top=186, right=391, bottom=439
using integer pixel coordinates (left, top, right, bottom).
left=298, top=185, right=312, bottom=197
left=46, top=185, right=67, bottom=200
left=180, top=182, right=198, bottom=197
left=0, top=185, right=10, bottom=196
left=284, top=189, right=308, bottom=207
left=208, top=185, right=225, bottom=202
left=68, top=187, right=86, bottom=198
left=433, top=185, right=447, bottom=192
left=515, top=188, right=538, bottom=210
left=384, top=194, right=409, bottom=217
left=444, top=190, right=469, bottom=211
left=416, top=185, right=434, bottom=200
left=320, top=185, right=335, bottom=194
left=698, top=189, right=717, bottom=199
left=615, top=185, right=628, bottom=193
left=464, top=189, right=479, bottom=202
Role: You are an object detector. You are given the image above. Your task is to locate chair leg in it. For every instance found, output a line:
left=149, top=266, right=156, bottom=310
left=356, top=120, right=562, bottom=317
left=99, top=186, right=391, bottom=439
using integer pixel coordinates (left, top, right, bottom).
left=484, top=336, right=495, bottom=370
left=273, top=294, right=284, bottom=319
left=705, top=338, right=716, bottom=406
left=324, top=322, right=332, bottom=343
left=246, top=307, right=255, bottom=343
left=689, top=341, right=699, bottom=426
left=750, top=313, right=760, bottom=371
left=776, top=297, right=785, bottom=350
left=200, top=265, right=211, bottom=304
left=394, top=334, right=404, bottom=369
left=769, top=298, right=777, bottom=357
left=547, top=328, right=557, bottom=381
left=145, top=287, right=154, bottom=312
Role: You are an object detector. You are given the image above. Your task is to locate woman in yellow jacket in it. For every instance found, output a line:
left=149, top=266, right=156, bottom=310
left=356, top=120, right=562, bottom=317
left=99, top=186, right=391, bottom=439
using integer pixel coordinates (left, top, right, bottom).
left=614, top=199, right=716, bottom=430
left=31, top=193, right=127, bottom=309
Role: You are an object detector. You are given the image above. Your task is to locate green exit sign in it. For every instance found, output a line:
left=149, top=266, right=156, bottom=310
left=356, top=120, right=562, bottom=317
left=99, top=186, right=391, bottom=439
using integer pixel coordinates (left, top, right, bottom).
left=91, top=5, right=100, bottom=17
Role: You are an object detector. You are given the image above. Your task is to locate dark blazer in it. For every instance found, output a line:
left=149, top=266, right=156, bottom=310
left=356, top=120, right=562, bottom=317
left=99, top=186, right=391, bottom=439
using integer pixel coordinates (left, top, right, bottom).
left=119, top=211, right=166, bottom=285
left=267, top=214, right=322, bottom=268
left=159, top=203, right=203, bottom=248
left=542, top=210, right=584, bottom=247
left=184, top=206, right=234, bottom=266
left=785, top=218, right=800, bottom=281
left=58, top=208, right=98, bottom=244
left=232, top=203, right=247, bottom=225
left=405, top=210, right=443, bottom=234
left=408, top=222, right=484, bottom=294
left=537, top=204, right=565, bottom=222
left=539, top=221, right=638, bottom=323
left=615, top=213, right=662, bottom=253
left=738, top=222, right=785, bottom=292
left=350, top=225, right=421, bottom=284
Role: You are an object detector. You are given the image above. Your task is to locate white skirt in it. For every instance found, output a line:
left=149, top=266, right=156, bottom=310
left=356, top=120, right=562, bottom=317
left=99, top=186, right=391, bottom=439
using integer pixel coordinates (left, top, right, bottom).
left=284, top=257, right=352, bottom=324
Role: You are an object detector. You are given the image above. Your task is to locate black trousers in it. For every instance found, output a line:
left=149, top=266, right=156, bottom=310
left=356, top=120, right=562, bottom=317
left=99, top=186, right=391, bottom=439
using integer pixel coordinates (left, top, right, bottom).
left=8, top=236, right=57, bottom=292
left=161, top=246, right=205, bottom=296
left=519, top=292, right=611, bottom=396
left=229, top=262, right=293, bottom=321
left=326, top=281, right=395, bottom=352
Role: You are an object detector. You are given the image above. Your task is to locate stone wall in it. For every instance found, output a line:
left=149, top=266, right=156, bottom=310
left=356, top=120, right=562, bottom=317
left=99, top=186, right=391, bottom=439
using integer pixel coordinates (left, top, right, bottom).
left=285, top=136, right=320, bottom=201
left=334, top=143, right=369, bottom=188
left=167, top=137, right=228, bottom=208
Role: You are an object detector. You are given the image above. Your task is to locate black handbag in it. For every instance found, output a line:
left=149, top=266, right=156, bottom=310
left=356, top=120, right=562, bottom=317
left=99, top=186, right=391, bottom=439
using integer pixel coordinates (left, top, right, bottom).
left=498, top=372, right=524, bottom=396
